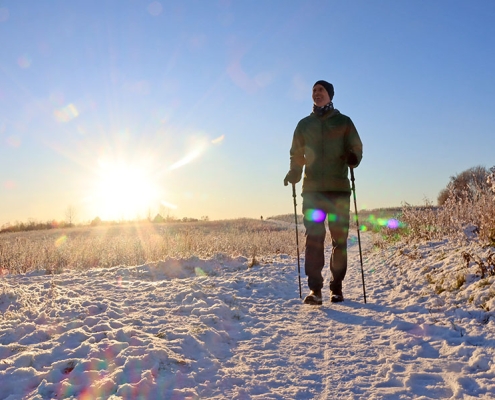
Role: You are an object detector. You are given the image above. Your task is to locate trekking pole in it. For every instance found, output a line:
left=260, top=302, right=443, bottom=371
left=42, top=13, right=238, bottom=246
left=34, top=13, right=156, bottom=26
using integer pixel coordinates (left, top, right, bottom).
left=291, top=183, right=302, bottom=299
left=350, top=168, right=367, bottom=304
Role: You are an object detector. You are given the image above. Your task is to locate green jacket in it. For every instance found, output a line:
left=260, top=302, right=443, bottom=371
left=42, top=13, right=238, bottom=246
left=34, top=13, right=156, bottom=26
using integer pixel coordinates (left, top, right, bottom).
left=289, top=109, right=363, bottom=193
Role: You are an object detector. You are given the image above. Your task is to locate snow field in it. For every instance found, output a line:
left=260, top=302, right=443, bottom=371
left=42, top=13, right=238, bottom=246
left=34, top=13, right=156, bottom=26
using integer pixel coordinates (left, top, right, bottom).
left=0, top=232, right=494, bottom=399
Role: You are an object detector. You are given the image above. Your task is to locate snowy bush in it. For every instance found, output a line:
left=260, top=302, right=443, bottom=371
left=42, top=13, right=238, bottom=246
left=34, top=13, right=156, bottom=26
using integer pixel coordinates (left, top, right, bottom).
left=371, top=166, right=495, bottom=314
left=487, top=166, right=495, bottom=195
left=400, top=173, right=495, bottom=246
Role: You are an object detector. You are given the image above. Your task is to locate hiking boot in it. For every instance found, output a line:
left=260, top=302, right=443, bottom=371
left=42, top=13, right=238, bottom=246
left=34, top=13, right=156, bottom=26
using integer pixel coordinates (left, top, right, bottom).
left=303, top=290, right=323, bottom=305
left=331, top=291, right=344, bottom=303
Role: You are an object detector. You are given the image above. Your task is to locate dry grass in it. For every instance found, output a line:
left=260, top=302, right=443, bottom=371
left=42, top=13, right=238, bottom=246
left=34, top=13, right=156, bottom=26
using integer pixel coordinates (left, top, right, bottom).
left=397, top=169, right=495, bottom=245
left=370, top=171, right=495, bottom=311
left=3, top=172, right=493, bottom=277
left=0, top=219, right=304, bottom=275
left=400, top=192, right=495, bottom=245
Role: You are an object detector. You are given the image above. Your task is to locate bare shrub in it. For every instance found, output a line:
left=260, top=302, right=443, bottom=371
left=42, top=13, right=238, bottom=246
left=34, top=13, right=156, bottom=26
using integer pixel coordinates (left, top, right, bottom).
left=437, top=165, right=491, bottom=206
left=400, top=200, right=443, bottom=241
left=462, top=251, right=495, bottom=279
left=402, top=178, right=495, bottom=245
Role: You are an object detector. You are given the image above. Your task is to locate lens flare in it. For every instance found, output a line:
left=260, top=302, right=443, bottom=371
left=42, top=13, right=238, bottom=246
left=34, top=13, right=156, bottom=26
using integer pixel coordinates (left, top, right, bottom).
left=147, top=1, right=163, bottom=16
left=305, top=209, right=325, bottom=223
left=54, top=104, right=79, bottom=122
left=160, top=200, right=177, bottom=210
left=0, top=7, right=9, bottom=22
left=6, top=135, right=21, bottom=148
left=364, top=214, right=404, bottom=231
left=211, top=135, right=225, bottom=144
left=387, top=218, right=400, bottom=229
left=3, top=180, right=16, bottom=189
left=17, top=54, right=32, bottom=68
left=55, top=235, right=67, bottom=247
left=169, top=136, right=209, bottom=171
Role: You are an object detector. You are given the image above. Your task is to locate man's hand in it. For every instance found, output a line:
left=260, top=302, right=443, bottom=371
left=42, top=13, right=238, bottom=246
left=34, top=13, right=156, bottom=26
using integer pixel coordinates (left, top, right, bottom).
left=345, top=151, right=358, bottom=168
left=284, top=170, right=301, bottom=186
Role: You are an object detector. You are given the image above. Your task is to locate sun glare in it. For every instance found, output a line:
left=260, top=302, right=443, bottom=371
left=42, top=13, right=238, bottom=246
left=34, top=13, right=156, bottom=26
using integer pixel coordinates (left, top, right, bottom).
left=89, top=160, right=159, bottom=221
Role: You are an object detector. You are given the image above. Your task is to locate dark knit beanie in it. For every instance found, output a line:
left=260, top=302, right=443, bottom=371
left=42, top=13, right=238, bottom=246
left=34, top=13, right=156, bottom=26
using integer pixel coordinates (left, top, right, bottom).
left=313, top=80, right=334, bottom=100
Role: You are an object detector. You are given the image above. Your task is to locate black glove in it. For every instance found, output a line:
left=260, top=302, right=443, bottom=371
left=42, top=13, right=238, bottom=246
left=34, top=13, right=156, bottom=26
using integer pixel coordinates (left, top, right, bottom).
left=284, top=170, right=301, bottom=186
left=346, top=151, right=358, bottom=167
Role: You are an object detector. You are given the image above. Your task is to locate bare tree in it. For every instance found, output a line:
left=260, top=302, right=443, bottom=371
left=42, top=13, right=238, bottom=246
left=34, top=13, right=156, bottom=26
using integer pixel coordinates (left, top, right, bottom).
left=438, top=165, right=491, bottom=205
left=65, top=205, right=77, bottom=227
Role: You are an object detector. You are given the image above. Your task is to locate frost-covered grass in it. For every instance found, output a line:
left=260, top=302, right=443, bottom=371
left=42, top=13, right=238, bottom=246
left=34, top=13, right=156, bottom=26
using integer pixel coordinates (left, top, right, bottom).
left=0, top=219, right=304, bottom=275
left=370, top=175, right=495, bottom=314
left=398, top=170, right=495, bottom=245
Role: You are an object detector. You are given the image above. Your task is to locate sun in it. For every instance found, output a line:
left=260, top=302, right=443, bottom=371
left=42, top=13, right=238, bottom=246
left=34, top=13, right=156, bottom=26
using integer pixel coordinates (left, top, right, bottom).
left=89, top=159, right=160, bottom=221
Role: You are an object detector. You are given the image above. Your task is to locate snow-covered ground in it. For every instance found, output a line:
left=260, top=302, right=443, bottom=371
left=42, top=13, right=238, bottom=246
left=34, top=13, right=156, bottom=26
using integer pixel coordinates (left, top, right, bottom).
left=1, top=231, right=495, bottom=399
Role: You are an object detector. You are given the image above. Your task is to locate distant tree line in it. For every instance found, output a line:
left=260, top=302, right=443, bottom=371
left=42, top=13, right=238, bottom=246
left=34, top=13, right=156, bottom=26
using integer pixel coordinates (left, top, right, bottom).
left=0, top=219, right=76, bottom=234
left=1, top=214, right=211, bottom=234
left=151, top=214, right=209, bottom=223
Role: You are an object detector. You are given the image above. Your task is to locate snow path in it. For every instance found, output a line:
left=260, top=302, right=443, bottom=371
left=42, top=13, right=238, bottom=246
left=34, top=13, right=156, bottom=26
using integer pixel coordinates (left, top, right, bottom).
left=1, top=233, right=495, bottom=399
left=218, top=234, right=495, bottom=399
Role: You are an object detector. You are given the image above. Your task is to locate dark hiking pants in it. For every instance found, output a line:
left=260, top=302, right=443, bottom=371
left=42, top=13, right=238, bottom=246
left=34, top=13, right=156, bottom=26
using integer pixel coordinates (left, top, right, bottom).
left=302, top=191, right=350, bottom=294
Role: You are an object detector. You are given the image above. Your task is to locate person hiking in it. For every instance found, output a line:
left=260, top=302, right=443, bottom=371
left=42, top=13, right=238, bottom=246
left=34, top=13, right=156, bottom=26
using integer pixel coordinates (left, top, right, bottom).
left=284, top=80, right=363, bottom=305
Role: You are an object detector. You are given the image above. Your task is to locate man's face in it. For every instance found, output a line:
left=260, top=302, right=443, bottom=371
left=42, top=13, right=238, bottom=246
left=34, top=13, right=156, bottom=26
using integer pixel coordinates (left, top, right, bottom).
left=312, top=84, right=330, bottom=107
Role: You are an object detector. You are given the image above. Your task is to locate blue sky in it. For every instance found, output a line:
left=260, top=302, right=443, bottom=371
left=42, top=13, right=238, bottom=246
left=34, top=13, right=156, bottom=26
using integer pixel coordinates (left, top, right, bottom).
left=1, top=0, right=495, bottom=224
